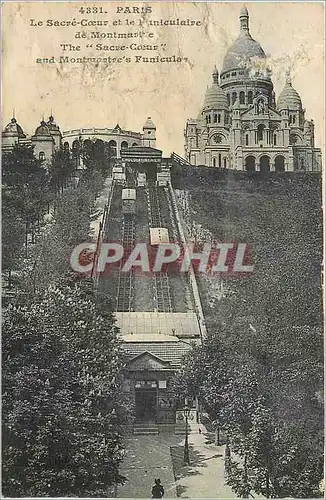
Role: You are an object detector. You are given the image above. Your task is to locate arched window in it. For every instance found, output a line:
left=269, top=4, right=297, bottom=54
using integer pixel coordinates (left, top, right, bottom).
left=218, top=114, right=221, bottom=123
left=273, top=134, right=277, bottom=146
left=121, top=141, right=128, bottom=149
left=206, top=115, right=208, bottom=123
left=275, top=155, right=285, bottom=172
left=293, top=115, right=296, bottom=124
left=72, top=139, right=81, bottom=151
left=214, top=114, right=217, bottom=123
left=218, top=153, right=221, bottom=168
left=94, top=139, right=104, bottom=153
left=245, top=155, right=255, bottom=173
left=39, top=151, right=45, bottom=161
left=248, top=91, right=253, bottom=104
left=132, top=142, right=138, bottom=147
left=259, top=155, right=270, bottom=174
left=227, top=94, right=230, bottom=107
left=108, top=140, right=117, bottom=158
left=232, top=92, right=237, bottom=105
left=63, top=141, right=69, bottom=151
left=257, top=124, right=265, bottom=142
left=208, top=115, right=211, bottom=123
left=223, top=157, right=227, bottom=169
left=213, top=157, right=216, bottom=168
left=240, top=91, right=245, bottom=104
left=300, top=158, right=305, bottom=170
left=245, top=134, right=249, bottom=146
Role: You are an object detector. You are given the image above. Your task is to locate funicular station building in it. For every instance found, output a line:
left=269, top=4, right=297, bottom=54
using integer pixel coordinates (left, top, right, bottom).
left=96, top=142, right=206, bottom=433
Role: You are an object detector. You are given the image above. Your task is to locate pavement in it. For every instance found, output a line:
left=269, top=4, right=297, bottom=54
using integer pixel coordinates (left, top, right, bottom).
left=116, top=427, right=237, bottom=499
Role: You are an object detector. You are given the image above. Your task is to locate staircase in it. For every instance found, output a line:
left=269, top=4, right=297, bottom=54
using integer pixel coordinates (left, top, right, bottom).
left=171, top=152, right=193, bottom=167
left=133, top=423, right=159, bottom=435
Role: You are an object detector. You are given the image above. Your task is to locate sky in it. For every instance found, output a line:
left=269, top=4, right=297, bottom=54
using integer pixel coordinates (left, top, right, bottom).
left=2, top=1, right=325, bottom=157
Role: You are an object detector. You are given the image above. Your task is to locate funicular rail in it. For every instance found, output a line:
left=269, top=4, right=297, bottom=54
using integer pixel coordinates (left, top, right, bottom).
left=147, top=181, right=173, bottom=313
left=116, top=215, right=135, bottom=311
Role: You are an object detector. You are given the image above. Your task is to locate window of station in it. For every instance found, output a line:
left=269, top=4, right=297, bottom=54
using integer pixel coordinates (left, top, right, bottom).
left=218, top=114, right=221, bottom=123
left=223, top=157, right=227, bottom=168
left=39, top=151, right=45, bottom=161
left=214, top=114, right=218, bottom=123
left=232, top=92, right=237, bottom=104
left=218, top=153, right=222, bottom=167
left=227, top=94, right=230, bottom=107
left=240, top=91, right=245, bottom=104
left=245, top=134, right=249, bottom=146
left=273, top=134, right=277, bottom=146
left=231, top=72, right=236, bottom=76
left=248, top=91, right=253, bottom=104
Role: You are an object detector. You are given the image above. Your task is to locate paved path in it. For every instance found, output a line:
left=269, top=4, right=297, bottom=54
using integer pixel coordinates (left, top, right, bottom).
left=117, top=434, right=180, bottom=498
left=117, top=429, right=237, bottom=499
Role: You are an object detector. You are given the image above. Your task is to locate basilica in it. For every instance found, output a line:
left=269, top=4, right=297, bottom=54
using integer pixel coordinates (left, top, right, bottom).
left=184, top=6, right=322, bottom=172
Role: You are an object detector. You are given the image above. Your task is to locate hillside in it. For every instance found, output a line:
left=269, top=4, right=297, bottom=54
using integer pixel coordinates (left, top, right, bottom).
left=173, top=168, right=323, bottom=332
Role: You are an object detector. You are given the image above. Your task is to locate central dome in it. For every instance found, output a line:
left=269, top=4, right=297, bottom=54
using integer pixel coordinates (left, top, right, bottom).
left=222, top=32, right=266, bottom=72
left=222, top=6, right=266, bottom=73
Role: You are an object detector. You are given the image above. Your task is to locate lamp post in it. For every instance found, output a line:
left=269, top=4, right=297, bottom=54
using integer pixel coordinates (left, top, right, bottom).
left=183, top=398, right=191, bottom=465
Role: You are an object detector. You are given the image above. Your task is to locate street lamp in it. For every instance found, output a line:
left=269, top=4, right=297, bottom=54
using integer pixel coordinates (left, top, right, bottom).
left=183, top=398, right=191, bottom=465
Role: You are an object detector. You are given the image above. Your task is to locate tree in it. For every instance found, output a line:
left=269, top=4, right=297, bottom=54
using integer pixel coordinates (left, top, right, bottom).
left=2, top=195, right=25, bottom=287
left=2, top=144, right=51, bottom=248
left=2, top=275, right=129, bottom=497
left=174, top=323, right=323, bottom=498
left=50, top=146, right=75, bottom=194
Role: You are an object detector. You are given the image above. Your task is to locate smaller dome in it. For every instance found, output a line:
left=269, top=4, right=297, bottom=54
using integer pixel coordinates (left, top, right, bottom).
left=46, top=115, right=60, bottom=132
left=277, top=76, right=302, bottom=110
left=143, top=117, right=156, bottom=129
left=203, top=68, right=228, bottom=110
left=34, top=120, right=51, bottom=136
left=3, top=117, right=26, bottom=138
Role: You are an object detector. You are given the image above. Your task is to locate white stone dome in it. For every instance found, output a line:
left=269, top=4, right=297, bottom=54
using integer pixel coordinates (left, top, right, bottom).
left=277, top=78, right=302, bottom=110
left=202, top=68, right=228, bottom=110
left=222, top=32, right=266, bottom=72
left=222, top=6, right=266, bottom=73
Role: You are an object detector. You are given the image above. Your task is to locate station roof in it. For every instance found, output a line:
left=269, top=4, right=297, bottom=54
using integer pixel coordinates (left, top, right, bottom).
left=120, top=146, right=162, bottom=163
left=115, top=311, right=201, bottom=338
left=122, top=339, right=191, bottom=368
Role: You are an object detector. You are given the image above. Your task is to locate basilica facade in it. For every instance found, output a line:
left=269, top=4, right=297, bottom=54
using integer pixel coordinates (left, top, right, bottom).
left=184, top=6, right=322, bottom=172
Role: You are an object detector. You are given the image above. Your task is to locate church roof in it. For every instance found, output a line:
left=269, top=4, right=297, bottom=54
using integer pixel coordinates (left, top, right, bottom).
left=277, top=75, right=302, bottom=110
left=222, top=6, right=266, bottom=73
left=203, top=67, right=228, bottom=110
left=34, top=120, right=52, bottom=137
left=143, top=116, right=156, bottom=129
left=46, top=115, right=61, bottom=133
left=3, top=117, right=26, bottom=138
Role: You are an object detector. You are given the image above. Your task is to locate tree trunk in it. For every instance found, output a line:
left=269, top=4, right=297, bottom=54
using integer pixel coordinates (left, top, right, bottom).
left=265, top=470, right=270, bottom=498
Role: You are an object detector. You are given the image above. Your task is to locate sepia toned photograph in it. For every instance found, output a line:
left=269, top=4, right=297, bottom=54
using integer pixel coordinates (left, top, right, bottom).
left=1, top=1, right=324, bottom=498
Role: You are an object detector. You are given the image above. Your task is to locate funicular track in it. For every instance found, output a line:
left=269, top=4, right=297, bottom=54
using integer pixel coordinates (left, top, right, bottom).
left=147, top=181, right=173, bottom=313
left=116, top=215, right=135, bottom=311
